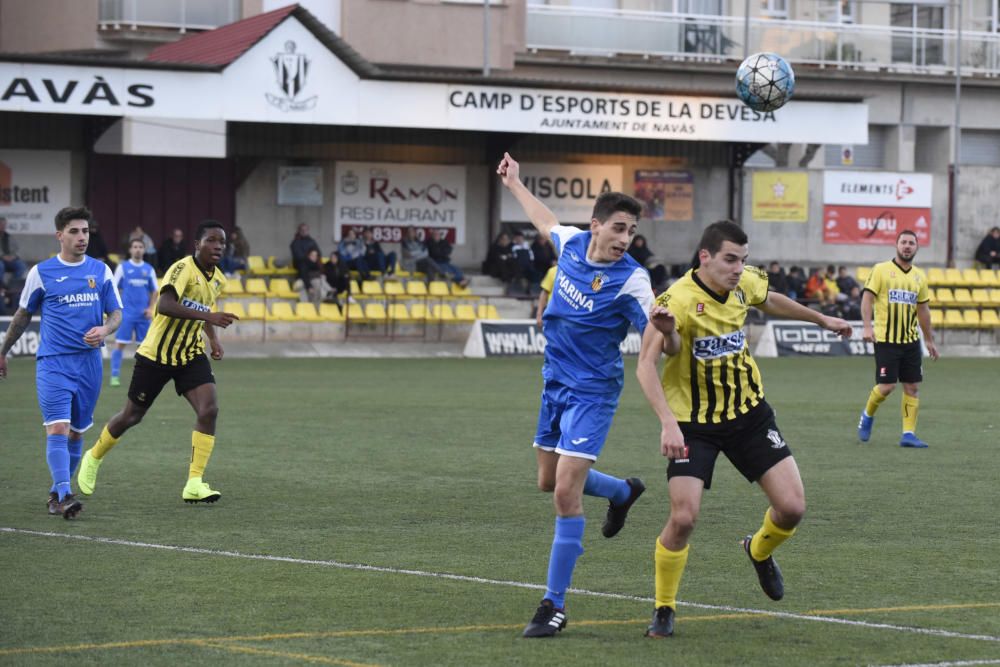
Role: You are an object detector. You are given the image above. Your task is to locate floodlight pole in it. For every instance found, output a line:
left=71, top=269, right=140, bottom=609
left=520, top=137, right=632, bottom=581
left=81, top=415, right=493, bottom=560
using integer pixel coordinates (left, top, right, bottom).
left=948, top=0, right=962, bottom=267
left=483, top=0, right=491, bottom=77
left=743, top=0, right=750, bottom=58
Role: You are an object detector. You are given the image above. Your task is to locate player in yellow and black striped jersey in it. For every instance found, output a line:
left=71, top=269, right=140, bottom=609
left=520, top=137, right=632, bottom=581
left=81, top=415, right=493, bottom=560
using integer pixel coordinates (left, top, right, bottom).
left=857, top=229, right=939, bottom=449
left=635, top=221, right=852, bottom=638
left=77, top=221, right=240, bottom=506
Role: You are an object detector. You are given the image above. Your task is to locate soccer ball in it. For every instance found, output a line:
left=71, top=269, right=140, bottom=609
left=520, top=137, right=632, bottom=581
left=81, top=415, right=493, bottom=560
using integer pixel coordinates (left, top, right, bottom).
left=735, top=52, right=795, bottom=112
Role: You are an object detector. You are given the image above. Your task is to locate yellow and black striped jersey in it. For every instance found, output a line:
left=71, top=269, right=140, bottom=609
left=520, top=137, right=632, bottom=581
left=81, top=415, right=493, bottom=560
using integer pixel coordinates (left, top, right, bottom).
left=137, top=256, right=226, bottom=366
left=657, top=266, right=769, bottom=425
left=862, top=260, right=929, bottom=344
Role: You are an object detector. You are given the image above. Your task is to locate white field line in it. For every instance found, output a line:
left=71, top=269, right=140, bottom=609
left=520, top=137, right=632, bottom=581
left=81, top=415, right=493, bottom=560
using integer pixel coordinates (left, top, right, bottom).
left=3, top=526, right=1000, bottom=646
left=874, top=660, right=1000, bottom=667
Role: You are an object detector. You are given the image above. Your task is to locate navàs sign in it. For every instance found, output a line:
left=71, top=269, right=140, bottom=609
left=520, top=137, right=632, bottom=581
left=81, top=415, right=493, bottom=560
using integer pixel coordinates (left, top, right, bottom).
left=499, top=164, right=623, bottom=224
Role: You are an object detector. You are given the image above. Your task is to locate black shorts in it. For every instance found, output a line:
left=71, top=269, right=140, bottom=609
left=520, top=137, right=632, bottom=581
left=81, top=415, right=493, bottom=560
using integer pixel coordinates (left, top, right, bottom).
left=667, top=401, right=793, bottom=490
left=128, top=353, right=215, bottom=409
left=874, top=341, right=923, bottom=384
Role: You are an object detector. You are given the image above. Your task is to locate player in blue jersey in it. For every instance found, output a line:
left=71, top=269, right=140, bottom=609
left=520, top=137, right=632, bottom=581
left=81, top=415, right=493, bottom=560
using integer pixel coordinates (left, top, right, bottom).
left=0, top=206, right=122, bottom=519
left=109, top=238, right=158, bottom=387
left=498, top=153, right=655, bottom=638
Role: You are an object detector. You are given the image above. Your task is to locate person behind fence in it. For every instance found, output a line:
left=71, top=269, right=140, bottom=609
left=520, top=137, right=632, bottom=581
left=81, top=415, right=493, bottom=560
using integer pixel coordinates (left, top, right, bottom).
left=85, top=219, right=115, bottom=271
left=512, top=231, right=540, bottom=286
left=786, top=266, right=806, bottom=302
left=532, top=233, right=556, bottom=278
left=361, top=228, right=396, bottom=276
left=290, top=223, right=321, bottom=272
left=805, top=267, right=834, bottom=306
left=975, top=226, right=1000, bottom=269
left=483, top=232, right=519, bottom=284
left=323, top=250, right=351, bottom=306
left=159, top=228, right=187, bottom=275
left=427, top=228, right=469, bottom=287
left=220, top=226, right=249, bottom=275
left=628, top=235, right=669, bottom=291
left=401, top=226, right=442, bottom=279
left=835, top=266, right=860, bottom=297
left=337, top=228, right=371, bottom=281
left=127, top=225, right=157, bottom=268
left=299, top=248, right=330, bottom=306
left=0, top=217, right=27, bottom=287
left=767, top=261, right=789, bottom=298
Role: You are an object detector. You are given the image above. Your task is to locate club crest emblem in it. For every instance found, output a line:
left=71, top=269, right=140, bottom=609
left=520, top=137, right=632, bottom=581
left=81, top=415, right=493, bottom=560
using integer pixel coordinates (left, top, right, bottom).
left=696, top=302, right=705, bottom=314
left=266, top=40, right=317, bottom=111
left=86, top=275, right=96, bottom=289
left=591, top=272, right=608, bottom=291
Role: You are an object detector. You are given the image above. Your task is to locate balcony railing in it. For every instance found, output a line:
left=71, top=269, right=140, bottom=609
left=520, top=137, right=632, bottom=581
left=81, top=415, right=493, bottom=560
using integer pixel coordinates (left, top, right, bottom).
left=99, top=0, right=240, bottom=32
left=526, top=4, right=1000, bottom=76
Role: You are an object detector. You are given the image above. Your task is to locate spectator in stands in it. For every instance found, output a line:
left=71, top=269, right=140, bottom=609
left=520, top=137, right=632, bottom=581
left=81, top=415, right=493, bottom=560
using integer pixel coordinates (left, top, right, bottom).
left=127, top=225, right=157, bottom=268
left=323, top=250, right=351, bottom=306
left=975, top=226, right=1000, bottom=269
left=401, top=226, right=442, bottom=279
left=0, top=283, right=7, bottom=316
left=841, top=284, right=863, bottom=320
left=158, top=228, right=187, bottom=273
left=836, top=266, right=861, bottom=295
left=290, top=223, right=321, bottom=272
left=531, top=234, right=556, bottom=278
left=483, top=232, right=518, bottom=285
left=628, top=234, right=668, bottom=291
left=361, top=228, right=396, bottom=276
left=298, top=248, right=330, bottom=306
left=805, top=267, right=834, bottom=306
left=766, top=261, right=789, bottom=297
left=0, top=217, right=27, bottom=287
left=220, top=226, right=249, bottom=275
left=427, top=229, right=469, bottom=287
left=337, top=228, right=370, bottom=281
left=511, top=231, right=539, bottom=286
left=786, top=266, right=806, bottom=301
left=85, top=219, right=115, bottom=271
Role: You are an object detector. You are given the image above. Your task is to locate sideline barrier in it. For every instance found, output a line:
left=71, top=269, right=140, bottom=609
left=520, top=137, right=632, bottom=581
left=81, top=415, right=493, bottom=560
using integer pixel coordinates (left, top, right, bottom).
left=464, top=319, right=641, bottom=358
left=0, top=316, right=41, bottom=358
left=754, top=320, right=928, bottom=357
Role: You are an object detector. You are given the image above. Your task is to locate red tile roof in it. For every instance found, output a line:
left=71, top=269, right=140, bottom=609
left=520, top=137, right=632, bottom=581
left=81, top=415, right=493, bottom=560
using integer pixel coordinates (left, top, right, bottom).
left=146, top=4, right=297, bottom=67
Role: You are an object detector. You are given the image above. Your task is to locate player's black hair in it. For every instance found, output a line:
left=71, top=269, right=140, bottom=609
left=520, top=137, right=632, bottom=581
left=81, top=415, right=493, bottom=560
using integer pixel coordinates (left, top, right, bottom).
left=195, top=219, right=226, bottom=241
left=54, top=206, right=92, bottom=231
left=698, top=220, right=748, bottom=256
left=896, top=229, right=918, bottom=242
left=591, top=192, right=642, bottom=223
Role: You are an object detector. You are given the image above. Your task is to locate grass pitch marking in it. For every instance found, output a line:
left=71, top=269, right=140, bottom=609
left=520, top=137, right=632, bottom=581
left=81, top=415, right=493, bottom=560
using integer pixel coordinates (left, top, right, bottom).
left=4, top=526, right=1000, bottom=647
left=874, top=660, right=1000, bottom=667
left=194, top=641, right=381, bottom=667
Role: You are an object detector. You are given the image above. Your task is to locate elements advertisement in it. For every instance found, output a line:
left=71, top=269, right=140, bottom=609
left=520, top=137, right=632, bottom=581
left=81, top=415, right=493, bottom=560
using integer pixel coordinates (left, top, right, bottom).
left=0, top=149, right=71, bottom=235
left=334, top=162, right=466, bottom=243
left=500, top=164, right=622, bottom=224
left=822, top=171, right=932, bottom=245
left=634, top=170, right=694, bottom=221
left=751, top=171, right=809, bottom=222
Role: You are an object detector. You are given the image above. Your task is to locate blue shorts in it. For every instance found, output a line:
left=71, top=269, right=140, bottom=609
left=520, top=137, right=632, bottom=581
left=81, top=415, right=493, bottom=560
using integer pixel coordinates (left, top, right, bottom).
left=116, top=315, right=151, bottom=344
left=532, top=380, right=620, bottom=461
left=36, top=350, right=103, bottom=432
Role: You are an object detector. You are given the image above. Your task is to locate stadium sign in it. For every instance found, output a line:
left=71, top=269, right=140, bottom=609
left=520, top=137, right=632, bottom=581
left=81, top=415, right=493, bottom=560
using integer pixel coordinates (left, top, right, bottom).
left=0, top=316, right=41, bottom=358
left=499, top=164, right=623, bottom=224
left=754, top=321, right=928, bottom=357
left=822, top=171, right=933, bottom=245
left=0, top=17, right=869, bottom=146
left=464, top=319, right=640, bottom=357
left=0, top=149, right=72, bottom=235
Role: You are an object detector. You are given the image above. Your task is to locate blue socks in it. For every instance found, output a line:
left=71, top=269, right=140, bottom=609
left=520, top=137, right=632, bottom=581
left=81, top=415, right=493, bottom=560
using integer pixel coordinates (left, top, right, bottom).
left=68, top=437, right=82, bottom=477
left=583, top=469, right=631, bottom=505
left=545, top=515, right=585, bottom=609
left=46, top=434, right=71, bottom=500
left=111, top=348, right=123, bottom=378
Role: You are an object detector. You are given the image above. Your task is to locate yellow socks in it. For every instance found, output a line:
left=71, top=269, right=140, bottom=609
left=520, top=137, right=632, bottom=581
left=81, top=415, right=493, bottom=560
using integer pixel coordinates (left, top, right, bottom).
left=91, top=426, right=120, bottom=460
left=901, top=394, right=920, bottom=433
left=188, top=431, right=216, bottom=480
left=654, top=540, right=689, bottom=610
left=750, top=508, right=796, bottom=562
left=865, top=386, right=888, bottom=417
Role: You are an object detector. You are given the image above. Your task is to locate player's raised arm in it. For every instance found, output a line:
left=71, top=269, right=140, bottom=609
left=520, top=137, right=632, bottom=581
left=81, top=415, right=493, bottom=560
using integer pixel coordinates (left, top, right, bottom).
left=759, top=291, right=853, bottom=338
left=496, top=152, right=558, bottom=242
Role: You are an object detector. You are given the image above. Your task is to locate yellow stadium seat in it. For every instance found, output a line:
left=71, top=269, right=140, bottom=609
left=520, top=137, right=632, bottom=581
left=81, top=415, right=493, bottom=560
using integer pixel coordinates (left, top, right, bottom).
left=345, top=302, right=365, bottom=321
left=267, top=278, right=300, bottom=300
left=971, top=289, right=990, bottom=306
left=222, top=302, right=247, bottom=321
left=450, top=283, right=479, bottom=300
left=319, top=303, right=345, bottom=322
left=944, top=268, right=964, bottom=286
left=268, top=256, right=296, bottom=276
left=929, top=309, right=944, bottom=327
left=394, top=263, right=410, bottom=278
left=991, top=289, right=1000, bottom=306
left=223, top=276, right=245, bottom=296
left=981, top=309, right=1000, bottom=328
left=962, top=309, right=982, bottom=328
left=979, top=269, right=999, bottom=288
left=953, top=288, right=974, bottom=307
left=428, top=281, right=450, bottom=298
left=961, top=268, right=983, bottom=287
left=856, top=266, right=871, bottom=283
left=270, top=301, right=298, bottom=321
left=246, top=302, right=267, bottom=320
left=295, top=302, right=324, bottom=322
left=244, top=278, right=268, bottom=297
left=349, top=280, right=362, bottom=297
left=107, top=253, right=121, bottom=265
left=365, top=303, right=387, bottom=322
left=247, top=256, right=273, bottom=276
left=410, top=302, right=430, bottom=320
left=432, top=304, right=456, bottom=321
left=943, top=310, right=964, bottom=328
left=384, top=280, right=405, bottom=299
left=934, top=287, right=955, bottom=306
left=361, top=280, right=384, bottom=297
left=455, top=304, right=477, bottom=322
left=388, top=303, right=412, bottom=322
left=926, top=267, right=946, bottom=286
left=477, top=304, right=500, bottom=320
left=406, top=281, right=429, bottom=298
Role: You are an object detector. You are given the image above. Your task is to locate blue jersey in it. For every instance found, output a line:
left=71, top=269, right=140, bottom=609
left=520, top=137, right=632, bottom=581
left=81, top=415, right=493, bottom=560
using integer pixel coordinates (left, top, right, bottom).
left=113, top=259, right=158, bottom=315
left=20, top=255, right=122, bottom=358
left=542, top=226, right=654, bottom=394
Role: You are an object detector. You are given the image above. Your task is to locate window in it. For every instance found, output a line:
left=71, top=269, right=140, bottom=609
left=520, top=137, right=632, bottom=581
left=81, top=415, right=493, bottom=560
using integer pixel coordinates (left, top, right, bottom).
left=761, top=0, right=787, bottom=17
left=891, top=3, right=946, bottom=65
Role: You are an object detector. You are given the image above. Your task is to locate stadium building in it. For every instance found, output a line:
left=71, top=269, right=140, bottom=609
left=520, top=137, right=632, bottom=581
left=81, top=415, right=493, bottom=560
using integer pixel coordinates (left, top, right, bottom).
left=1, top=0, right=998, bottom=271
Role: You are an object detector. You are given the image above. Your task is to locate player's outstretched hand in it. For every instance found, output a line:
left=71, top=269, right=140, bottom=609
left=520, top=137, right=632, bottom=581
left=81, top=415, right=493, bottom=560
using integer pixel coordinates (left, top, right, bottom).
left=210, top=339, right=224, bottom=360
left=83, top=326, right=109, bottom=347
left=0, top=355, right=8, bottom=379
left=862, top=324, right=875, bottom=343
left=822, top=315, right=853, bottom=339
left=660, top=418, right=687, bottom=460
left=925, top=340, right=940, bottom=361
left=496, top=152, right=520, bottom=189
left=207, top=311, right=239, bottom=328
left=649, top=305, right=676, bottom=336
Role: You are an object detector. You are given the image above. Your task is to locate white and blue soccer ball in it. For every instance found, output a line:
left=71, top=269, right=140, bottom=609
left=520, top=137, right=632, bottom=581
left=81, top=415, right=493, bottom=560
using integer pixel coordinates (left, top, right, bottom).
left=735, top=52, right=795, bottom=112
